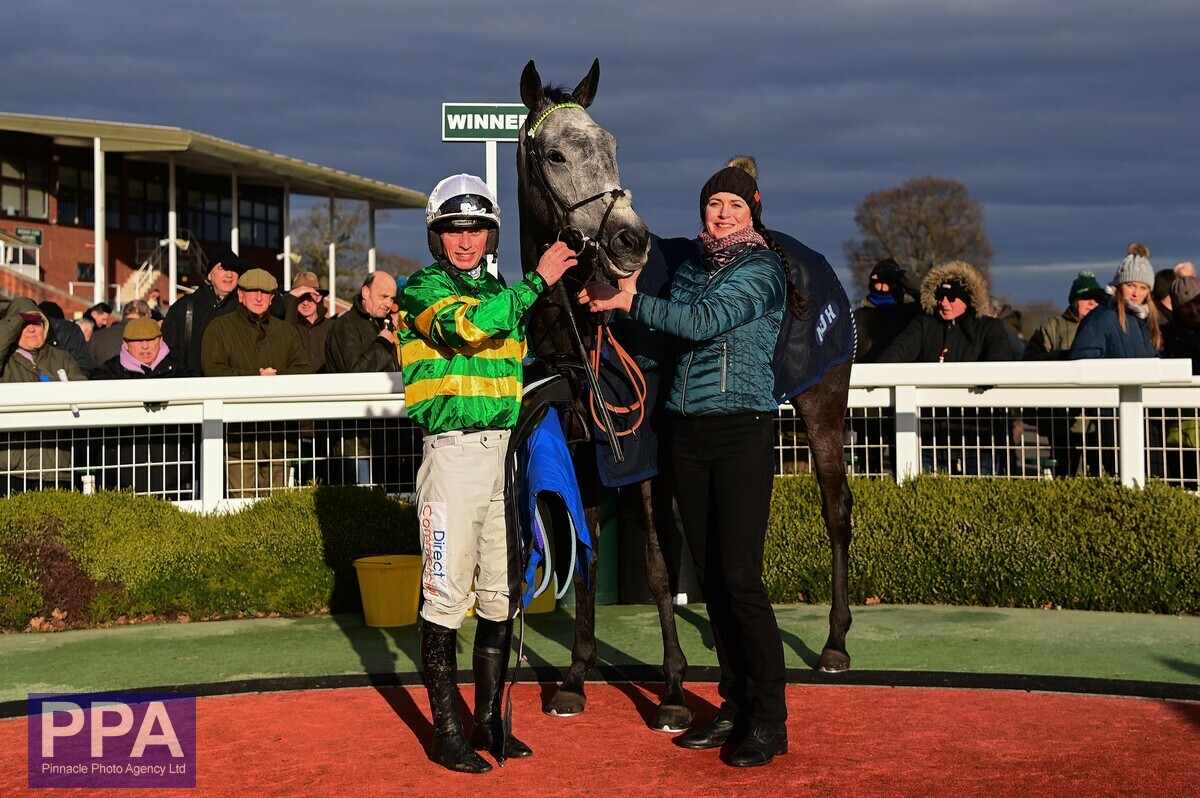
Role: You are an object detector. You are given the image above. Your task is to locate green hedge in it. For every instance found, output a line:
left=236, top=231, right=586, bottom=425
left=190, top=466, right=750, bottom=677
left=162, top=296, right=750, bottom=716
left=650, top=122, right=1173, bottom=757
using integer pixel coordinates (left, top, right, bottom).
left=767, top=476, right=1200, bottom=613
left=0, top=487, right=417, bottom=631
left=1, top=477, right=1197, bottom=631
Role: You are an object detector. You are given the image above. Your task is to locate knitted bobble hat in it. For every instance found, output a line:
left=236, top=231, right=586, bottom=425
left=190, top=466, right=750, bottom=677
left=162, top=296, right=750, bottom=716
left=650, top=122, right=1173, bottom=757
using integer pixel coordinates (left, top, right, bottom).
left=1068, top=270, right=1103, bottom=303
left=1112, top=243, right=1154, bottom=287
left=699, top=156, right=761, bottom=224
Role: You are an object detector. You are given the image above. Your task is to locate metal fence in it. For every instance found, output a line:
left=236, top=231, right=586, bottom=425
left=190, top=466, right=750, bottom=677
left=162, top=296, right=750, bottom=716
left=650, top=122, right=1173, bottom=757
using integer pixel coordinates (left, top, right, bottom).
left=0, top=360, right=1196, bottom=512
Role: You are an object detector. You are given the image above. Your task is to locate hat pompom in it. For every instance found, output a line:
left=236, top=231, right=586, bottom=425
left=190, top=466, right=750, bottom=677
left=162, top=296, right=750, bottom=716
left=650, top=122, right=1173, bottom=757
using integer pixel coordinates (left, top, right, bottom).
left=1128, top=243, right=1150, bottom=258
left=726, top=155, right=758, bottom=180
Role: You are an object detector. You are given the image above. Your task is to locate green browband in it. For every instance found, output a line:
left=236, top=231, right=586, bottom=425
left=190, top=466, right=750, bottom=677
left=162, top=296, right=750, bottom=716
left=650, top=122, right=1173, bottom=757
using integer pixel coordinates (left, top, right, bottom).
left=528, top=102, right=584, bottom=138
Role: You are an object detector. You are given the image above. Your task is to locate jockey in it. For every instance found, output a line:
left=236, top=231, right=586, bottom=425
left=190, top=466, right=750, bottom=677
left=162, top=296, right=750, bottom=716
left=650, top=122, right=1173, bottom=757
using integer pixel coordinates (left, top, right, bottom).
left=397, top=173, right=576, bottom=773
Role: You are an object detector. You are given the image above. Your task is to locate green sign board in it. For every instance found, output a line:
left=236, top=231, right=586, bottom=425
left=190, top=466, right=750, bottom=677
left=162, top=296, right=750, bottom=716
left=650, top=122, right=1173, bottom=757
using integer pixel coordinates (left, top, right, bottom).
left=13, top=226, right=42, bottom=246
left=442, top=103, right=528, bottom=142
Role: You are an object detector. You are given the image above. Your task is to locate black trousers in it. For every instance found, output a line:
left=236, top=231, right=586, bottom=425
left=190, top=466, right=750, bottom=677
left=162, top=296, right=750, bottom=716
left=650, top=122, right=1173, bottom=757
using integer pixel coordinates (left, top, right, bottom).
left=671, top=411, right=786, bottom=724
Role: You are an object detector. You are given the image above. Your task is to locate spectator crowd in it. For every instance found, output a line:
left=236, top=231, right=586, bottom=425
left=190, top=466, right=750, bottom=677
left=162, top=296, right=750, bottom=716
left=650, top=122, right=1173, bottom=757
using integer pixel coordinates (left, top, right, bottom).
left=1, top=239, right=1197, bottom=491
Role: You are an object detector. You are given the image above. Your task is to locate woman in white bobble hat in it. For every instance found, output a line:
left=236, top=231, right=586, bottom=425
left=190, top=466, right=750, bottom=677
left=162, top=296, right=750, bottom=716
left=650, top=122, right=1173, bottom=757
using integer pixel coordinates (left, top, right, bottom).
left=1070, top=243, right=1162, bottom=358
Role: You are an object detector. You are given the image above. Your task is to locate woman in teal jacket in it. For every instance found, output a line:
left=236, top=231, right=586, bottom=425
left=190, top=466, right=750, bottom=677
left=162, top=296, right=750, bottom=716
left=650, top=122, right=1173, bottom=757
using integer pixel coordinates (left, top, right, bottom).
left=580, top=159, right=793, bottom=768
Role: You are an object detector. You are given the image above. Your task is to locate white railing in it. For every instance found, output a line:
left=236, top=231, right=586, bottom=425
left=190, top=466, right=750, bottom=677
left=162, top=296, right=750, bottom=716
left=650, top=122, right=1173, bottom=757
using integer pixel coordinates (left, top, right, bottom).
left=0, top=360, right=1196, bottom=513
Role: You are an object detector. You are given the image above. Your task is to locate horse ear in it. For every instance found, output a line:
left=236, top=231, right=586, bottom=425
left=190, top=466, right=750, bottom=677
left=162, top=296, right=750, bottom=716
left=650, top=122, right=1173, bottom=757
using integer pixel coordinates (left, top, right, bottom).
left=520, top=60, right=544, bottom=110
left=572, top=59, right=600, bottom=109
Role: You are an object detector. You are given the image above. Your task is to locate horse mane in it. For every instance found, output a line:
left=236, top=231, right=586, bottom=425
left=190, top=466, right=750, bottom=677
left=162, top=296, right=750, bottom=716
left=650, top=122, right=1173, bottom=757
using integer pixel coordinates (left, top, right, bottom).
left=542, top=84, right=576, bottom=104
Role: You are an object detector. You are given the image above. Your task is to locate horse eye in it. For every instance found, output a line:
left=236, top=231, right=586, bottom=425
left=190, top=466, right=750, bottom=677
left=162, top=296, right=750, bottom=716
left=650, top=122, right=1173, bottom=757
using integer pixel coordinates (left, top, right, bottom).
left=546, top=149, right=567, bottom=164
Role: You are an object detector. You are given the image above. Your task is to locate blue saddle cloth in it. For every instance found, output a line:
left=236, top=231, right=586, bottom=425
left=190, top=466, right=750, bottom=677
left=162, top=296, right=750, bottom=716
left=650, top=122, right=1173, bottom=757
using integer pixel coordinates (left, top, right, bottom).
left=594, top=233, right=855, bottom=486
left=519, top=407, right=592, bottom=607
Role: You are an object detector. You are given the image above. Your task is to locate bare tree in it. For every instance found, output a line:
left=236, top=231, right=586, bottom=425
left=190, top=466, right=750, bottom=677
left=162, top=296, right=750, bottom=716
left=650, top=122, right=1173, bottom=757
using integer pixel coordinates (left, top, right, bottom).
left=290, top=200, right=422, bottom=296
left=843, top=176, right=994, bottom=292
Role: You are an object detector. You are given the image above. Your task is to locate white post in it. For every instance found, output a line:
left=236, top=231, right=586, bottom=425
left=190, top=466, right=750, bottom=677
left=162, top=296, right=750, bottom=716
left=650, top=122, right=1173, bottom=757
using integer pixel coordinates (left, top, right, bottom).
left=367, top=201, right=377, bottom=273
left=485, top=140, right=498, bottom=277
left=893, top=384, right=920, bottom=482
left=201, top=399, right=226, bottom=513
left=1118, top=384, right=1147, bottom=488
left=167, top=156, right=178, bottom=301
left=92, top=137, right=106, bottom=306
left=230, top=170, right=239, bottom=254
left=282, top=183, right=292, bottom=290
left=327, top=196, right=337, bottom=316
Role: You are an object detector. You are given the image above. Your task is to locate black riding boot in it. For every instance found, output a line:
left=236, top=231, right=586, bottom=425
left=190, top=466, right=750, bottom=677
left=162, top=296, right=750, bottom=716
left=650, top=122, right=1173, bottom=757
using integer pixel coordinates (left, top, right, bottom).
left=421, top=620, right=492, bottom=774
left=470, top=617, right=533, bottom=760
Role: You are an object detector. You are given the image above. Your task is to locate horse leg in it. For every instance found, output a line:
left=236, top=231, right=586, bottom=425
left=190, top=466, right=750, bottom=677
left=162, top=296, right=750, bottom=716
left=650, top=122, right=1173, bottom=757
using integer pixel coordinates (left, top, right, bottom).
left=795, top=365, right=854, bottom=673
left=640, top=477, right=693, bottom=732
left=544, top=503, right=600, bottom=717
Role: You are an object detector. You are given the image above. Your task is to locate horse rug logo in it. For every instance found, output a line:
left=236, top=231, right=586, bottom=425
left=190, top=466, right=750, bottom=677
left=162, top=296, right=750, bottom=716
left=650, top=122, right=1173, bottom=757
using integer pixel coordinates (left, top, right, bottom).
left=815, top=301, right=840, bottom=345
left=420, top=501, right=450, bottom=597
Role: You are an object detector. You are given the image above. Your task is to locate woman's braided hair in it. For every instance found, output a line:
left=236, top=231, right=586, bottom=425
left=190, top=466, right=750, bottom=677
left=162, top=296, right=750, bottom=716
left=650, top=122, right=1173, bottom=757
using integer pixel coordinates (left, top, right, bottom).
left=724, top=156, right=807, bottom=320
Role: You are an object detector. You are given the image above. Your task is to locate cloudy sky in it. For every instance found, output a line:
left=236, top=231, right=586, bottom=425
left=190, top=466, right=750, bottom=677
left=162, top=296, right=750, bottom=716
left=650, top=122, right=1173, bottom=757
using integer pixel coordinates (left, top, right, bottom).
left=5, top=0, right=1197, bottom=303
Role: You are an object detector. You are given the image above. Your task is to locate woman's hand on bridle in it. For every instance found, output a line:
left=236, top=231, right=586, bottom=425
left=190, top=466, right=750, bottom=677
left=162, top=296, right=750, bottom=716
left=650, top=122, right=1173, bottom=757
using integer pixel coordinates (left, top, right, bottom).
left=577, top=281, right=633, bottom=313
left=535, top=241, right=578, bottom=287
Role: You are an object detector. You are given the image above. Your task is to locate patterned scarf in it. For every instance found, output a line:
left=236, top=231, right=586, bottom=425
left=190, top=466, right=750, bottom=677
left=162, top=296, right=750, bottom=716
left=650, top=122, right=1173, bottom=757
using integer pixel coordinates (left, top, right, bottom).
left=698, top=227, right=767, bottom=272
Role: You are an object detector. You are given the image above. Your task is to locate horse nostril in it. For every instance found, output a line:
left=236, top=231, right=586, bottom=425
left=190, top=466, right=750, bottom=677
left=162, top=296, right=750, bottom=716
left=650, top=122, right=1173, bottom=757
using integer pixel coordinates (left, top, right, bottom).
left=611, top=228, right=645, bottom=257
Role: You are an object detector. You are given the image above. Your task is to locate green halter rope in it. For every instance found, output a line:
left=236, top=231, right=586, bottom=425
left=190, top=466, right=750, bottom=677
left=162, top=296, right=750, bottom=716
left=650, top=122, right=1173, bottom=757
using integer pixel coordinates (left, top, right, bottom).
left=528, top=102, right=584, bottom=139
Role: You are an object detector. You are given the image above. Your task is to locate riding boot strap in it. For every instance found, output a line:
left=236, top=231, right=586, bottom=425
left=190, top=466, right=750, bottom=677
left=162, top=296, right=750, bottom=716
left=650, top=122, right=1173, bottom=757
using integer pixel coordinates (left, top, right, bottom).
left=421, top=621, right=492, bottom=774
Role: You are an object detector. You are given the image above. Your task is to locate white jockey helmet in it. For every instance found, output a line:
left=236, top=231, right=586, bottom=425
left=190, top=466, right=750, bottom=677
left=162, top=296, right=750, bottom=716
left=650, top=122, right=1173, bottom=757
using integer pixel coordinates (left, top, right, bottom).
left=426, top=174, right=500, bottom=262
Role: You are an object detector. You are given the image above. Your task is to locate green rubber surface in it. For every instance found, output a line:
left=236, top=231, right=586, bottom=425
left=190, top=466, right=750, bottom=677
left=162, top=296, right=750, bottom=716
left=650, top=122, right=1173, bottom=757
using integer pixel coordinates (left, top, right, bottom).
left=2, top=604, right=1197, bottom=704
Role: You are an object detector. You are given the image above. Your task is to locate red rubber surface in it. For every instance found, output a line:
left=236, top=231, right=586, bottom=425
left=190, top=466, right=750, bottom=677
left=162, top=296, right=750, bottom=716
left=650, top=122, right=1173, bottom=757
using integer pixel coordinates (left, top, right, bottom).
left=3, top=683, right=1197, bottom=796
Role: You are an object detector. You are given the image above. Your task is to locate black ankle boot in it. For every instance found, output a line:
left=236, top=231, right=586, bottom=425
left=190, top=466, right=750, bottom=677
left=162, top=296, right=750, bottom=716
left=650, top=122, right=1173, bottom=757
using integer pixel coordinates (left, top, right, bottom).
left=676, top=705, right=742, bottom=750
left=421, top=620, right=492, bottom=774
left=730, top=721, right=788, bottom=767
left=470, top=617, right=533, bottom=760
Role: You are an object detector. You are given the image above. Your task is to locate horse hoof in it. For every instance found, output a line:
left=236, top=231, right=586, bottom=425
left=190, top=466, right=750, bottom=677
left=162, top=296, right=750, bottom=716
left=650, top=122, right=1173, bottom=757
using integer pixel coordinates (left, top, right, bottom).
left=544, top=689, right=587, bottom=718
left=650, top=705, right=693, bottom=734
left=817, top=648, right=851, bottom=673
left=545, top=707, right=583, bottom=718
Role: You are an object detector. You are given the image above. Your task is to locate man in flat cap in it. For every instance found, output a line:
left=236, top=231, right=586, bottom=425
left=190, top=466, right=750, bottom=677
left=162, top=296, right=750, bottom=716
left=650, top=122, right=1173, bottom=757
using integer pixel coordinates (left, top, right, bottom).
left=91, top=317, right=193, bottom=495
left=162, top=245, right=248, bottom=376
left=202, top=268, right=310, bottom=497
left=91, top=299, right=153, bottom=368
left=93, top=318, right=190, bottom=379
left=202, top=269, right=310, bottom=378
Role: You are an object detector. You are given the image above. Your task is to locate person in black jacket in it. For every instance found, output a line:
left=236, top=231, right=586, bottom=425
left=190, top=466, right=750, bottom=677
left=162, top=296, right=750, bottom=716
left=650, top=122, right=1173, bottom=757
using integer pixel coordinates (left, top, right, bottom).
left=877, top=260, right=1013, bottom=364
left=878, top=259, right=1014, bottom=474
left=324, top=271, right=399, bottom=484
left=852, top=258, right=921, bottom=363
left=160, top=245, right=247, bottom=376
left=325, top=271, right=399, bottom=373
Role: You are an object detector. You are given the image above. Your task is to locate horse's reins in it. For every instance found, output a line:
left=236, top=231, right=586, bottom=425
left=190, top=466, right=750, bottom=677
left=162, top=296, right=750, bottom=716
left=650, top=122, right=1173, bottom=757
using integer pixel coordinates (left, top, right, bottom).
left=524, top=102, right=649, bottom=448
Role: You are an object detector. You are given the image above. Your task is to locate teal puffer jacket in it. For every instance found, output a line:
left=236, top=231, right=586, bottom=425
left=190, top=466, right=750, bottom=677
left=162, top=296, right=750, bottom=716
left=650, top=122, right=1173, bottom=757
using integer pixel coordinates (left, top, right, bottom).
left=629, top=243, right=785, bottom=416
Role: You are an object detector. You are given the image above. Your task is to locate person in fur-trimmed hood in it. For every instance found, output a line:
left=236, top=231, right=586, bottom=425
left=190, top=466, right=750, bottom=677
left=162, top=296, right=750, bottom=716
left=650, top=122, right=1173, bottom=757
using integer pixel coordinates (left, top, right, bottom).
left=877, top=259, right=1014, bottom=363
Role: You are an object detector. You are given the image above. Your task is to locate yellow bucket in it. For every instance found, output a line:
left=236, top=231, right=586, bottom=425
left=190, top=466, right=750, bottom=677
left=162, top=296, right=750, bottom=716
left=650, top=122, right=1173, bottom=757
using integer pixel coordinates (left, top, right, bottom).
left=353, top=555, right=422, bottom=627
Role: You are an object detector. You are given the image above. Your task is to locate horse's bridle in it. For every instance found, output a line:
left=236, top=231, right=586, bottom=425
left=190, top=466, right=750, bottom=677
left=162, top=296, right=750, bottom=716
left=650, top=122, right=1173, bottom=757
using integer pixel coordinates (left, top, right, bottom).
left=523, top=100, right=649, bottom=461
left=523, top=101, right=631, bottom=276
